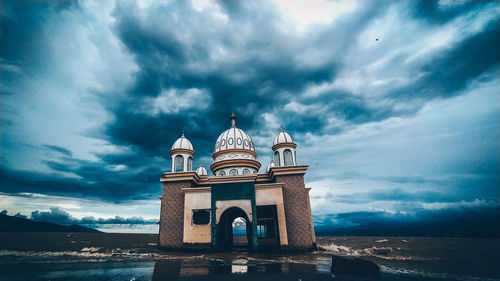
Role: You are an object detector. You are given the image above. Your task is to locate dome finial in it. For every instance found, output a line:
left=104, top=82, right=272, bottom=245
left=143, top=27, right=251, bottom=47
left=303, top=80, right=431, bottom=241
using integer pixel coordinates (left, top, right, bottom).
left=280, top=124, right=284, bottom=132
left=181, top=130, right=185, bottom=137
left=230, top=113, right=236, bottom=128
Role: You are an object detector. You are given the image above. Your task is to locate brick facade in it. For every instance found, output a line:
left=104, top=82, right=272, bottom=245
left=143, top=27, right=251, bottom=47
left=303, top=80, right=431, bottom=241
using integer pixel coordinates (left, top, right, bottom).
left=159, top=180, right=192, bottom=249
left=159, top=167, right=316, bottom=251
left=275, top=174, right=315, bottom=250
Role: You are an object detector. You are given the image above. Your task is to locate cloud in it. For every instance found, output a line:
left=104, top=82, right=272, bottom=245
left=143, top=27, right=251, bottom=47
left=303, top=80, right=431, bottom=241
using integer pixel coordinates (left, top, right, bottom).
left=311, top=188, right=459, bottom=204
left=0, top=144, right=165, bottom=202
left=0, top=210, right=28, bottom=220
left=31, top=207, right=76, bottom=225
left=387, top=19, right=499, bottom=101
left=314, top=201, right=500, bottom=229
left=1, top=0, right=498, bottom=231
left=30, top=207, right=156, bottom=226
left=43, top=145, right=73, bottom=158
left=141, top=88, right=212, bottom=116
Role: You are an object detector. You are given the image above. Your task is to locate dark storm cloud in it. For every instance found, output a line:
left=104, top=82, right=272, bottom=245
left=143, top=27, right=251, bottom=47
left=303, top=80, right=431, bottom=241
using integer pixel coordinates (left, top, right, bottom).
left=388, top=20, right=500, bottom=101
left=102, top=0, right=352, bottom=157
left=411, top=1, right=491, bottom=24
left=0, top=210, right=26, bottom=219
left=30, top=207, right=156, bottom=225
left=0, top=144, right=165, bottom=202
left=1, top=0, right=498, bottom=216
left=43, top=145, right=73, bottom=158
left=95, top=0, right=395, bottom=163
left=0, top=1, right=76, bottom=78
left=314, top=204, right=500, bottom=230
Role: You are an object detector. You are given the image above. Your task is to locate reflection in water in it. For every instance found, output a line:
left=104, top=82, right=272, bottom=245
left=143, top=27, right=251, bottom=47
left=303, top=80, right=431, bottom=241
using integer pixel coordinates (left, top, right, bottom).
left=151, top=259, right=335, bottom=280
left=231, top=264, right=248, bottom=274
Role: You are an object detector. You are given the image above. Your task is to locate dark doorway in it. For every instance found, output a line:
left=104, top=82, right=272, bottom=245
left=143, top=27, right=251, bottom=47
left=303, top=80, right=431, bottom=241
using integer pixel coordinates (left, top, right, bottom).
left=256, top=205, right=280, bottom=248
left=218, top=207, right=253, bottom=251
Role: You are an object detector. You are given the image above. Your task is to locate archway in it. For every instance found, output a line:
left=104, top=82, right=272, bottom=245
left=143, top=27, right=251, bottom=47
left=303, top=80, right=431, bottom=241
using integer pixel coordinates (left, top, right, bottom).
left=232, top=217, right=248, bottom=250
left=217, top=207, right=253, bottom=250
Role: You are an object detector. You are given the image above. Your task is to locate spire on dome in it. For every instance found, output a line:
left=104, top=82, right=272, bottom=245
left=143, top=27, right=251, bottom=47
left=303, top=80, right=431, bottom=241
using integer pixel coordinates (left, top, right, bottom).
left=230, top=113, right=236, bottom=128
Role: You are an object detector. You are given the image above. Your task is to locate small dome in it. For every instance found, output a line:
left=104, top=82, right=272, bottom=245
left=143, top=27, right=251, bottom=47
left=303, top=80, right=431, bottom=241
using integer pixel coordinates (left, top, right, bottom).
left=214, top=113, right=255, bottom=153
left=196, top=165, right=208, bottom=176
left=273, top=127, right=293, bottom=145
left=266, top=161, right=275, bottom=172
left=171, top=133, right=193, bottom=150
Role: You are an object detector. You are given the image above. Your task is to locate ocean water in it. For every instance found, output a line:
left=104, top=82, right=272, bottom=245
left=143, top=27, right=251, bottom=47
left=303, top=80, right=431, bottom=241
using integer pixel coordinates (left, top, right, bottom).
left=0, top=235, right=499, bottom=281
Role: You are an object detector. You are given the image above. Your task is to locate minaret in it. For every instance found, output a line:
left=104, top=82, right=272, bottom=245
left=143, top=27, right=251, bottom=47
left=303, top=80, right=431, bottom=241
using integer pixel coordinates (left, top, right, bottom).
left=169, top=132, right=195, bottom=172
left=272, top=126, right=297, bottom=167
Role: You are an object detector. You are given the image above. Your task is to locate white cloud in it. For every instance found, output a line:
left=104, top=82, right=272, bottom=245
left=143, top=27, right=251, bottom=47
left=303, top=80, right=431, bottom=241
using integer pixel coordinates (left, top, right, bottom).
left=108, top=164, right=128, bottom=171
left=421, top=199, right=499, bottom=210
left=284, top=101, right=322, bottom=114
left=272, top=0, right=357, bottom=32
left=142, top=88, right=211, bottom=116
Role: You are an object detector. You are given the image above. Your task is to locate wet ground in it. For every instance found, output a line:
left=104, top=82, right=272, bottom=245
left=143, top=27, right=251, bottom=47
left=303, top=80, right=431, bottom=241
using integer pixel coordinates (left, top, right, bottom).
left=0, top=233, right=499, bottom=281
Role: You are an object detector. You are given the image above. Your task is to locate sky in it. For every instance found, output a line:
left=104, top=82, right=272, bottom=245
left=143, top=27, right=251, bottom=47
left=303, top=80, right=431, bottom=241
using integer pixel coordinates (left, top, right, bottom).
left=1, top=0, right=499, bottom=233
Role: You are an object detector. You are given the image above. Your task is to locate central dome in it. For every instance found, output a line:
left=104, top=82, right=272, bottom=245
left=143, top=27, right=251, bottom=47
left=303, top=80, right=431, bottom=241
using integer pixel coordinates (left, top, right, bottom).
left=214, top=118, right=255, bottom=153
left=210, top=113, right=261, bottom=176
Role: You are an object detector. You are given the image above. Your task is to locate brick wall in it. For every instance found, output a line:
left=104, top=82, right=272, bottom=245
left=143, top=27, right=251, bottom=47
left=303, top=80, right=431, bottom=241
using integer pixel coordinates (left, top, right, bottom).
left=159, top=180, right=191, bottom=249
left=275, top=174, right=315, bottom=250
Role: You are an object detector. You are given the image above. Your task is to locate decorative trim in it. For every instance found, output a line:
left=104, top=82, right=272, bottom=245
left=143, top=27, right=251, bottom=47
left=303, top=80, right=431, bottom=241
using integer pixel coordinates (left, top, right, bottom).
left=207, top=175, right=258, bottom=184
left=272, top=142, right=297, bottom=151
left=181, top=186, right=211, bottom=192
left=212, top=148, right=258, bottom=160
left=160, top=165, right=308, bottom=185
left=161, top=171, right=199, bottom=183
left=268, top=165, right=308, bottom=177
left=210, top=158, right=261, bottom=172
left=169, top=148, right=195, bottom=156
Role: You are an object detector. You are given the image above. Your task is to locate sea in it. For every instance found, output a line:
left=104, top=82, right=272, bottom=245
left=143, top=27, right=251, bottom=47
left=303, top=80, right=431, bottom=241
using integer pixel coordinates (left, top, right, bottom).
left=0, top=234, right=499, bottom=281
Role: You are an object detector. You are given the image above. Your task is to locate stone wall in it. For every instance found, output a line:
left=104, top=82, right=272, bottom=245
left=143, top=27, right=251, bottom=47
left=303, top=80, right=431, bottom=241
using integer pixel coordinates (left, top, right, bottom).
left=159, top=180, right=191, bottom=249
left=275, top=174, right=315, bottom=250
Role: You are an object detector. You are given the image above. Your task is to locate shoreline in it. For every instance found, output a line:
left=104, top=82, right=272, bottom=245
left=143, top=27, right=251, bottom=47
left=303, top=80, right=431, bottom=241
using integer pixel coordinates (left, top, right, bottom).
left=1, top=233, right=499, bottom=280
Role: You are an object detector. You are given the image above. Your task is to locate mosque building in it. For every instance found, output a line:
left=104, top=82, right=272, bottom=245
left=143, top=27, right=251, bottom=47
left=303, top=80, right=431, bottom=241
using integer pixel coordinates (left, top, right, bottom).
left=159, top=114, right=316, bottom=251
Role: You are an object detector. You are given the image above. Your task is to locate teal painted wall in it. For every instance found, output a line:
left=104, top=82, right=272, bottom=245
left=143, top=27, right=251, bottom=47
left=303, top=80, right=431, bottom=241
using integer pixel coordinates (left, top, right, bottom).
left=210, top=181, right=258, bottom=250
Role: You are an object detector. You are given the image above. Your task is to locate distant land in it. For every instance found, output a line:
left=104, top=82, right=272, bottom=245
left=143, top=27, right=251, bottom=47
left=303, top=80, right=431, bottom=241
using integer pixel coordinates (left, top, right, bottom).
left=0, top=213, right=101, bottom=233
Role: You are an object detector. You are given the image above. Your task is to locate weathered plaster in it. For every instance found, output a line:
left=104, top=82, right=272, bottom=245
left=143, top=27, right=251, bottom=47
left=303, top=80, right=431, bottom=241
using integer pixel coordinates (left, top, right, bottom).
left=255, top=183, right=288, bottom=246
left=183, top=189, right=212, bottom=243
left=215, top=199, right=253, bottom=224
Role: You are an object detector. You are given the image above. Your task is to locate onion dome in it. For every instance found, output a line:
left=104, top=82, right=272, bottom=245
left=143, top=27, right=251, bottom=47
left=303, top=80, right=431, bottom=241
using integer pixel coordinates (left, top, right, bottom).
left=214, top=113, right=255, bottom=152
left=273, top=126, right=293, bottom=145
left=272, top=126, right=297, bottom=152
left=210, top=113, right=261, bottom=176
left=169, top=132, right=194, bottom=173
left=196, top=164, right=208, bottom=176
left=171, top=132, right=193, bottom=150
left=272, top=126, right=297, bottom=167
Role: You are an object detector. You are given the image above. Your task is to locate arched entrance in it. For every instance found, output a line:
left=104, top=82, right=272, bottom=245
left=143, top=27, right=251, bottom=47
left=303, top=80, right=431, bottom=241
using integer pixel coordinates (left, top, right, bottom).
left=217, top=207, right=253, bottom=250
